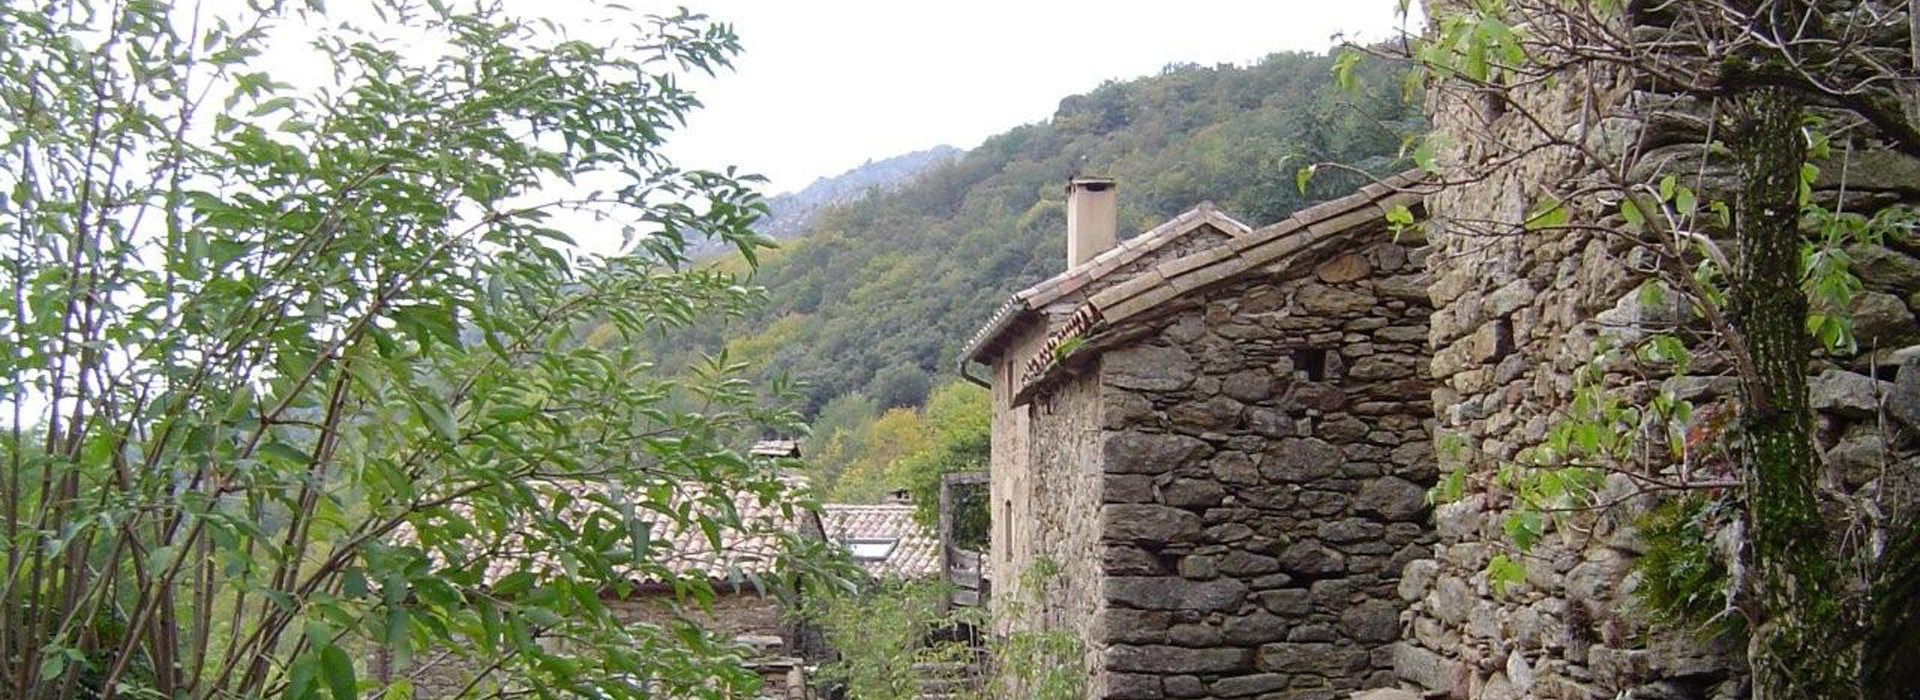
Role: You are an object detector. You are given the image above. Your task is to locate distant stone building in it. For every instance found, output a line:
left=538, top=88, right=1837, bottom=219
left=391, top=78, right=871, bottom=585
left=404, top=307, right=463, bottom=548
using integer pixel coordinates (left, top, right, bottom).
left=959, top=173, right=1434, bottom=698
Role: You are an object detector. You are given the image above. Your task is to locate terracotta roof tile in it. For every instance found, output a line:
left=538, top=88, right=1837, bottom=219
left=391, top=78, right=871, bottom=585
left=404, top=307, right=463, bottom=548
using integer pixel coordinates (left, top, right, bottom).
left=405, top=473, right=821, bottom=590
left=820, top=504, right=940, bottom=578
left=957, top=204, right=1251, bottom=366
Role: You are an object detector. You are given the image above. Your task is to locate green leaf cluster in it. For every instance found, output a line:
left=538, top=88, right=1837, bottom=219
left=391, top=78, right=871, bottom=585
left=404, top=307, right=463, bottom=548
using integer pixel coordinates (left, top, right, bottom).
left=0, top=2, right=839, bottom=699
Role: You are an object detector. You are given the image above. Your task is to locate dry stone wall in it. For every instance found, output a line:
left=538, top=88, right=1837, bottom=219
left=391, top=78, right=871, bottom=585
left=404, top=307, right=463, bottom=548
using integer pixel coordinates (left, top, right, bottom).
left=1088, top=238, right=1436, bottom=700
left=1405, top=37, right=1920, bottom=700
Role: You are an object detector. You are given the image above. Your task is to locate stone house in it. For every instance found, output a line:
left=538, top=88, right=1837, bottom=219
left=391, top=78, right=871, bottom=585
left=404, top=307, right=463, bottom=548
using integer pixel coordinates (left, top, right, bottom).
left=958, top=173, right=1435, bottom=698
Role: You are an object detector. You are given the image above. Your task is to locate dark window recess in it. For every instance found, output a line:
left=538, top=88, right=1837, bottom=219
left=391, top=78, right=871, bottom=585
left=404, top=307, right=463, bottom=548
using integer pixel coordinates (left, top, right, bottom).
left=1292, top=348, right=1328, bottom=381
left=1002, top=498, right=1014, bottom=549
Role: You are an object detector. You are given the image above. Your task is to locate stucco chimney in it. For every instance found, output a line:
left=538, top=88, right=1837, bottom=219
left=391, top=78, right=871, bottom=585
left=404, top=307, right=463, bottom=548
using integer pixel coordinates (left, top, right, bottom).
left=1066, top=176, right=1117, bottom=268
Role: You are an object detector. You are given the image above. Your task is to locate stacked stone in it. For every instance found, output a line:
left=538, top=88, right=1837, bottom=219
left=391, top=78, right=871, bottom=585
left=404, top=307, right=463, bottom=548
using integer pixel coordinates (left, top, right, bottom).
left=1090, top=240, right=1436, bottom=700
left=1404, top=42, right=1920, bottom=700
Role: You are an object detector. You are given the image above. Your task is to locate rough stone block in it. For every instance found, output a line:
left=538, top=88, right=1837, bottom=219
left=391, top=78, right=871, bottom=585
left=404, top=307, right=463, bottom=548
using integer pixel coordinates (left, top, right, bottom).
left=1221, top=610, right=1291, bottom=645
left=1257, top=642, right=1368, bottom=675
left=1218, top=550, right=1282, bottom=576
left=1319, top=517, right=1386, bottom=544
left=1107, top=431, right=1212, bottom=474
left=1260, top=437, right=1342, bottom=483
left=1391, top=642, right=1466, bottom=693
left=1355, top=476, right=1430, bottom=521
left=1106, top=474, right=1157, bottom=503
left=1160, top=478, right=1227, bottom=508
left=1105, top=504, right=1203, bottom=543
left=1210, top=672, right=1292, bottom=697
left=1099, top=608, right=1173, bottom=644
left=1105, top=672, right=1165, bottom=699
left=1222, top=370, right=1275, bottom=402
left=1107, top=344, right=1198, bottom=391
left=1279, top=541, right=1347, bottom=577
left=1850, top=291, right=1920, bottom=347
left=1170, top=395, right=1246, bottom=430
left=1257, top=588, right=1311, bottom=615
left=1107, top=644, right=1253, bottom=674
left=1342, top=599, right=1402, bottom=643
left=1168, top=622, right=1225, bottom=647
left=1163, top=675, right=1207, bottom=697
left=1809, top=368, right=1888, bottom=417
left=1106, top=576, right=1249, bottom=612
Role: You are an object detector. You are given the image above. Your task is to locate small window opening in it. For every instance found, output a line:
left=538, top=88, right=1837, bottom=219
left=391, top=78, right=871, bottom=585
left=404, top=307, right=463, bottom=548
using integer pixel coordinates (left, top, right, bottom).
left=1292, top=348, right=1328, bottom=381
left=846, top=538, right=899, bottom=562
left=1003, top=498, right=1013, bottom=549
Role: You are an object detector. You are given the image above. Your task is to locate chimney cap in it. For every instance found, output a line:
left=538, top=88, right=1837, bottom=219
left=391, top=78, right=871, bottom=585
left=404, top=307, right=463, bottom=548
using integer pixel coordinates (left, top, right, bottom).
left=1067, top=176, right=1115, bottom=193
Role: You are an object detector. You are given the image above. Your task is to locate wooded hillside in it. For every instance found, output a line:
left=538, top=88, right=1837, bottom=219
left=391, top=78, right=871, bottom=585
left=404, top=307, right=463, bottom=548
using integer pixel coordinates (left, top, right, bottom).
left=656, top=51, right=1424, bottom=419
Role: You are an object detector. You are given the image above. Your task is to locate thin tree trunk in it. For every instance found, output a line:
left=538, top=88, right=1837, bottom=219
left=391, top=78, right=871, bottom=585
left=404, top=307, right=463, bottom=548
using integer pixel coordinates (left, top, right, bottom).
left=1725, top=86, right=1854, bottom=699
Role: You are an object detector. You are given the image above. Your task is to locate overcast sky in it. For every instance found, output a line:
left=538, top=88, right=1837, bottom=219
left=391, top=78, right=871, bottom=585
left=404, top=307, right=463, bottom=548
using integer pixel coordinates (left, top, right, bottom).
left=659, top=1, right=1417, bottom=194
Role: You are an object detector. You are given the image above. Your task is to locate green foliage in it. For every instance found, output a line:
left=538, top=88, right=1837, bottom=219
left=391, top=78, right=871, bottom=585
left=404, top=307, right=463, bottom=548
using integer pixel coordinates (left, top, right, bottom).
left=802, top=561, right=1084, bottom=700
left=804, top=580, right=957, bottom=700
left=0, top=2, right=834, bottom=699
left=803, top=380, right=989, bottom=522
left=651, top=52, right=1424, bottom=415
left=897, top=382, right=991, bottom=540
left=1632, top=496, right=1738, bottom=637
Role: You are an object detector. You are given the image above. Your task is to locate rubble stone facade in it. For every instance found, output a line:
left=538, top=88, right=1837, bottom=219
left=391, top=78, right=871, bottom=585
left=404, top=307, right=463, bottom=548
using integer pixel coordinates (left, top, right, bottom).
left=973, top=185, right=1435, bottom=698
left=1087, top=239, right=1437, bottom=699
left=1398, top=25, right=1920, bottom=700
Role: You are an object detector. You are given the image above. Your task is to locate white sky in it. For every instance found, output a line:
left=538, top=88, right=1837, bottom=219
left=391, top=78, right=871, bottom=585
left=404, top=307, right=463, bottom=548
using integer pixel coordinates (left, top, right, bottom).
left=661, top=1, right=1417, bottom=193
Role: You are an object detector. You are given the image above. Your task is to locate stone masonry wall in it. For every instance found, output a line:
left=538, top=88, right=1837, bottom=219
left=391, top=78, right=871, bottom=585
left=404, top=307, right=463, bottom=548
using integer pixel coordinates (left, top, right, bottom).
left=1089, top=237, right=1436, bottom=700
left=1404, top=19, right=1920, bottom=698
left=989, top=324, right=1109, bottom=694
left=987, top=223, right=1248, bottom=694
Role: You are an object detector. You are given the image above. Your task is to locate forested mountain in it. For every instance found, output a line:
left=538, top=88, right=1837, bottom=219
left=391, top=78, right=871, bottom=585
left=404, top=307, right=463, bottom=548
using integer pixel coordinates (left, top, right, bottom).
left=758, top=145, right=964, bottom=240
left=688, top=146, right=962, bottom=257
left=662, top=51, right=1424, bottom=417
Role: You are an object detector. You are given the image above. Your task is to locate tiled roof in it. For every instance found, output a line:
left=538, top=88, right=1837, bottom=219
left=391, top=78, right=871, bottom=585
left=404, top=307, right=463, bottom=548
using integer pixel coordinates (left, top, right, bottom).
left=408, top=472, right=823, bottom=590
left=819, top=503, right=940, bottom=578
left=958, top=203, right=1252, bottom=367
left=1008, top=171, right=1430, bottom=403
left=1081, top=171, right=1426, bottom=327
left=750, top=439, right=801, bottom=458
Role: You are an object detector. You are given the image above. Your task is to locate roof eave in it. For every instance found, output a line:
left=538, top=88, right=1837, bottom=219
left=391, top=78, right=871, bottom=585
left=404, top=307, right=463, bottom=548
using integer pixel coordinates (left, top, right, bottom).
left=956, top=204, right=1252, bottom=373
